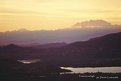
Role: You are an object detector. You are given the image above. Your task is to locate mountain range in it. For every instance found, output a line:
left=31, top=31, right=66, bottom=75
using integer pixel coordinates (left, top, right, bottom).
left=0, top=20, right=121, bottom=45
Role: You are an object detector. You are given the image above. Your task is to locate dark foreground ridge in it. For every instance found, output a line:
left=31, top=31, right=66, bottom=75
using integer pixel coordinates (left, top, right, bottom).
left=0, top=58, right=121, bottom=81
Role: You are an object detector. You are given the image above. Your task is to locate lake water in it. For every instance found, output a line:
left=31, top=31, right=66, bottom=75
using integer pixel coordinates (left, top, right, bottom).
left=18, top=59, right=40, bottom=64
left=61, top=67, right=121, bottom=73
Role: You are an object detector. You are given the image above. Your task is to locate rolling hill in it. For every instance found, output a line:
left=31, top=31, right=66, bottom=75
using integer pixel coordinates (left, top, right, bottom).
left=0, top=32, right=121, bottom=67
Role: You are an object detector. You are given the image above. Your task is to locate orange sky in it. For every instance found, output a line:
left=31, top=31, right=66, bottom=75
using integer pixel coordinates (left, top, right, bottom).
left=0, top=0, right=121, bottom=32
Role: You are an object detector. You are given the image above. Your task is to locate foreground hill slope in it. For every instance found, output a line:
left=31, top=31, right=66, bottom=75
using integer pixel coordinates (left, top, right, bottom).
left=0, top=32, right=121, bottom=66
left=42, top=32, right=121, bottom=66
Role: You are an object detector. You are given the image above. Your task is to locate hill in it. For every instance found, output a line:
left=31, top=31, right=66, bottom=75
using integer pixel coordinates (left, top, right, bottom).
left=0, top=32, right=121, bottom=67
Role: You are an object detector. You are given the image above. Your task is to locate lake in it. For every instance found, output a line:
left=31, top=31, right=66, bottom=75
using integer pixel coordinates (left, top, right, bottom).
left=18, top=59, right=40, bottom=64
left=61, top=67, right=121, bottom=73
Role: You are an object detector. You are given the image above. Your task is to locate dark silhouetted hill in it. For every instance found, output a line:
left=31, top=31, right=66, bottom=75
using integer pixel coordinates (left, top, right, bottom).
left=0, top=32, right=121, bottom=67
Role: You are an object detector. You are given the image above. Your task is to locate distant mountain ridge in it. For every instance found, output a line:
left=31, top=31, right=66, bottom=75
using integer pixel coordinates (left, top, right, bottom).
left=27, top=42, right=67, bottom=48
left=0, top=20, right=121, bottom=45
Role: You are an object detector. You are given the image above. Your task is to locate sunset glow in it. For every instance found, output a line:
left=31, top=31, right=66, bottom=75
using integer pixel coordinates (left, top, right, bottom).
left=0, top=0, right=121, bottom=32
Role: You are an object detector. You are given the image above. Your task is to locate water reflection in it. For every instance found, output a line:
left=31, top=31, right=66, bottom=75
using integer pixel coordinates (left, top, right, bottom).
left=18, top=59, right=40, bottom=64
left=61, top=67, right=121, bottom=73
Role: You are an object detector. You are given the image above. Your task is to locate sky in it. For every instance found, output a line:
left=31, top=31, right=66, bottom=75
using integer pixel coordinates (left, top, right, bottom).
left=0, top=0, right=121, bottom=32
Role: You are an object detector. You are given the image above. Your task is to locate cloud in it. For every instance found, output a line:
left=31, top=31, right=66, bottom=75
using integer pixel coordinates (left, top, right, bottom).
left=73, top=20, right=112, bottom=28
left=0, top=7, right=42, bottom=14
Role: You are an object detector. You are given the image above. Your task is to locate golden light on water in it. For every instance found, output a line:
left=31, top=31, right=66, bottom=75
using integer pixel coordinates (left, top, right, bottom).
left=0, top=0, right=121, bottom=31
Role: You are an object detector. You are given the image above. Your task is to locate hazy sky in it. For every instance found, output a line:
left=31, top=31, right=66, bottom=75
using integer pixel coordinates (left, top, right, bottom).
left=0, top=0, right=121, bottom=32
